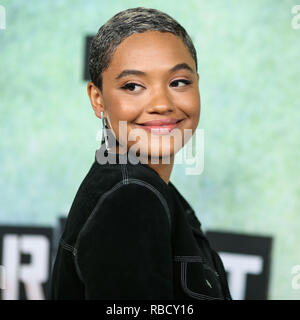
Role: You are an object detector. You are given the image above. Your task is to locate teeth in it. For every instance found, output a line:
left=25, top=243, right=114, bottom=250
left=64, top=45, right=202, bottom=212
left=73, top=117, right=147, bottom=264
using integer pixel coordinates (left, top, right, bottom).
left=148, top=124, right=175, bottom=127
left=150, top=127, right=170, bottom=133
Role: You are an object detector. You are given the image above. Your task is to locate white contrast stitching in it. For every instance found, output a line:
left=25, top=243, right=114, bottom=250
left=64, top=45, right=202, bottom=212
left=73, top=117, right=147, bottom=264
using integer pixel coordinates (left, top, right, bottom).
left=180, top=261, right=223, bottom=300
left=73, top=179, right=172, bottom=287
left=174, top=255, right=220, bottom=277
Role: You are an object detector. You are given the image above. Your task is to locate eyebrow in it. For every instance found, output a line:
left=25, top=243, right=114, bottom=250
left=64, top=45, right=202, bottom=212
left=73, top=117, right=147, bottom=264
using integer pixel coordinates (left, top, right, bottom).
left=115, top=63, right=195, bottom=80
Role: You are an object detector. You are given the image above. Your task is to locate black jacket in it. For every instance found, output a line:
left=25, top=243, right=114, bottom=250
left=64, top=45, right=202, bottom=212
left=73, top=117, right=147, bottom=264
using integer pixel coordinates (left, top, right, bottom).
left=50, top=143, right=232, bottom=300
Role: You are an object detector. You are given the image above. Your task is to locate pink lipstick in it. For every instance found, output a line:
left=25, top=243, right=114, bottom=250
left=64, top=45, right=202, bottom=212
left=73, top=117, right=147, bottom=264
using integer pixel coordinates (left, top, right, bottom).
left=136, top=118, right=184, bottom=135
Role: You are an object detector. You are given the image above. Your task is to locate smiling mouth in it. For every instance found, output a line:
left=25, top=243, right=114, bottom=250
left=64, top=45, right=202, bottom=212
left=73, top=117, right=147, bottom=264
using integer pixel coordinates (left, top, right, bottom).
left=135, top=119, right=184, bottom=135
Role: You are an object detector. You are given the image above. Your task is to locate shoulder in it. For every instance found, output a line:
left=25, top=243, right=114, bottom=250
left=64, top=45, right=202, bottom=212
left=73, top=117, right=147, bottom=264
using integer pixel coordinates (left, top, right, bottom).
left=83, top=180, right=172, bottom=233
left=74, top=181, right=173, bottom=264
left=88, top=157, right=173, bottom=219
left=63, top=156, right=174, bottom=238
left=84, top=158, right=170, bottom=198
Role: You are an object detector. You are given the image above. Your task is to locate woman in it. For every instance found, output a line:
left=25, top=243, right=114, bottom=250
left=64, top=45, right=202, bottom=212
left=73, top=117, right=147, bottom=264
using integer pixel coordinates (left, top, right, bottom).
left=50, top=7, right=232, bottom=300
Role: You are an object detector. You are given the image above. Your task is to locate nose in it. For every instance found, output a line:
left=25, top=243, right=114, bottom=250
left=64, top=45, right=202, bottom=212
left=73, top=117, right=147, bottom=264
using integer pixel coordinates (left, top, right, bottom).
left=147, top=87, right=175, bottom=114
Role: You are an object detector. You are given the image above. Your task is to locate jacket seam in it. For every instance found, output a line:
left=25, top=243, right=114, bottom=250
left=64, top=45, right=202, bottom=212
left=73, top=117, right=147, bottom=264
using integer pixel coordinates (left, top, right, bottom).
left=174, top=255, right=220, bottom=278
left=123, top=164, right=129, bottom=184
left=60, top=238, right=77, bottom=256
left=72, top=180, right=125, bottom=284
left=127, top=178, right=171, bottom=228
left=210, top=250, right=233, bottom=300
left=71, top=178, right=172, bottom=288
left=121, top=164, right=128, bottom=185
left=180, top=261, right=223, bottom=300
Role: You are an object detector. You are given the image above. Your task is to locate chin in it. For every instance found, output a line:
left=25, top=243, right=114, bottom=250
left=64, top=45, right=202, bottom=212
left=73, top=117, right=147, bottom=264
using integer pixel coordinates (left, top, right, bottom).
left=125, top=128, right=186, bottom=162
left=140, top=142, right=181, bottom=163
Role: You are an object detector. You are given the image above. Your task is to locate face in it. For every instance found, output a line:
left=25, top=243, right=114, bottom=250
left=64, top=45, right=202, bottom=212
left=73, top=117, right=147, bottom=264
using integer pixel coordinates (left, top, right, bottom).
left=88, top=30, right=200, bottom=162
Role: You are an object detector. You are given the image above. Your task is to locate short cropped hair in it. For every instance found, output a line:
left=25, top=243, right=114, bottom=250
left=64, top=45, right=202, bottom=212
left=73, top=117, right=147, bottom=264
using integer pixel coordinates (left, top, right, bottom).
left=89, top=7, right=198, bottom=92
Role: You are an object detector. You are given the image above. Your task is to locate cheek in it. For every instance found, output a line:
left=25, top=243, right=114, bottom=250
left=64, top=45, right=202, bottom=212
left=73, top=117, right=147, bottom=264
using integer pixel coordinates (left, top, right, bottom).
left=190, top=90, right=201, bottom=116
left=179, top=86, right=200, bottom=110
left=107, top=94, right=140, bottom=123
left=105, top=96, right=141, bottom=146
left=180, top=91, right=201, bottom=126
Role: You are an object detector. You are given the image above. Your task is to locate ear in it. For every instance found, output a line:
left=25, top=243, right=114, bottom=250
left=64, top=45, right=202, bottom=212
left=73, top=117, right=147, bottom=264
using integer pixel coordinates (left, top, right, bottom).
left=87, top=81, right=105, bottom=119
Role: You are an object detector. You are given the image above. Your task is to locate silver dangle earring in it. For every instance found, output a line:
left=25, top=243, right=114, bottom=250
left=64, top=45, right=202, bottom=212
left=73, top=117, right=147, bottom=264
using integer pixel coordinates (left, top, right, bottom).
left=100, top=111, right=111, bottom=151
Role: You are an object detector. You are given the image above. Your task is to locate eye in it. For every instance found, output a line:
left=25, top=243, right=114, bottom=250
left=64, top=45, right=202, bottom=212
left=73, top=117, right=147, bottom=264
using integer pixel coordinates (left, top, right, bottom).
left=170, top=79, right=192, bottom=87
left=121, top=82, right=143, bottom=92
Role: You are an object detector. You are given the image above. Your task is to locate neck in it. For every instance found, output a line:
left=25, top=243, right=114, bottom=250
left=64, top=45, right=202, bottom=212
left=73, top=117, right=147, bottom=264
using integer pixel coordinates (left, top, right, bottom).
left=143, top=154, right=175, bottom=185
left=148, top=161, right=174, bottom=185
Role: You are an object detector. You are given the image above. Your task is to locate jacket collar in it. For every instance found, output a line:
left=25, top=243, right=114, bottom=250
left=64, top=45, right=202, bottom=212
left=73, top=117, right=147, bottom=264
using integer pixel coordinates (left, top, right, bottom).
left=95, top=143, right=203, bottom=231
left=95, top=142, right=174, bottom=185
